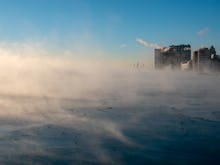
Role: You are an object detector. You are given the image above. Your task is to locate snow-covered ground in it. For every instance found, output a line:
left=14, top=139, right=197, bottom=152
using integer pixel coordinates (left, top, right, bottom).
left=0, top=56, right=220, bottom=164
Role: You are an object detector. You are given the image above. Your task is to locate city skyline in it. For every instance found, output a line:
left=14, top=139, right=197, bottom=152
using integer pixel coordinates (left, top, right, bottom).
left=0, top=0, right=219, bottom=61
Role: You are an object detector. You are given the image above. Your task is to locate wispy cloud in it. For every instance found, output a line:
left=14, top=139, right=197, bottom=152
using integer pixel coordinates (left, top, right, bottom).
left=197, top=28, right=209, bottom=36
left=120, top=44, right=127, bottom=48
left=136, top=38, right=162, bottom=49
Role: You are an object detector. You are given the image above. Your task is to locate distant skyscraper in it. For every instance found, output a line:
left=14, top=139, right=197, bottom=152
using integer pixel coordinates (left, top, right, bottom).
left=192, top=46, right=216, bottom=72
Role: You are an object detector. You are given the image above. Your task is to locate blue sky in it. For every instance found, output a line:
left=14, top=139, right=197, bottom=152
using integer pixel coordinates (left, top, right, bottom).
left=0, top=0, right=220, bottom=60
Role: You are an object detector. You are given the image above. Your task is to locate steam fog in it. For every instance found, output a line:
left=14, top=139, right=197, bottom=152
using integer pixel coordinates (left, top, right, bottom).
left=0, top=46, right=220, bottom=164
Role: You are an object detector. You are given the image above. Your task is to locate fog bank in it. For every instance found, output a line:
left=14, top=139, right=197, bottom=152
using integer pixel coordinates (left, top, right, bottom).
left=0, top=50, right=220, bottom=164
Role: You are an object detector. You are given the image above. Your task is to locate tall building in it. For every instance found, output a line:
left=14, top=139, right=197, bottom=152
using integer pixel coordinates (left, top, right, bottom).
left=192, top=46, right=217, bottom=72
left=154, top=44, right=191, bottom=69
left=154, top=49, right=163, bottom=69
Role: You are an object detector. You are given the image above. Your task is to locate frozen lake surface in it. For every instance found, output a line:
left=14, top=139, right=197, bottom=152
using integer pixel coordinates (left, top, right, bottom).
left=0, top=69, right=220, bottom=165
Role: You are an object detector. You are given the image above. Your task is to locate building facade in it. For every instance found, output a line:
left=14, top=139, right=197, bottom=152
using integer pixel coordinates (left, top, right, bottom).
left=192, top=46, right=219, bottom=72
left=154, top=44, right=191, bottom=69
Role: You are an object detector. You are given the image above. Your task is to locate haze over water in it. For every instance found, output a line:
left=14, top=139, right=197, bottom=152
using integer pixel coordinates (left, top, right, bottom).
left=0, top=0, right=220, bottom=164
left=0, top=53, right=219, bottom=164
